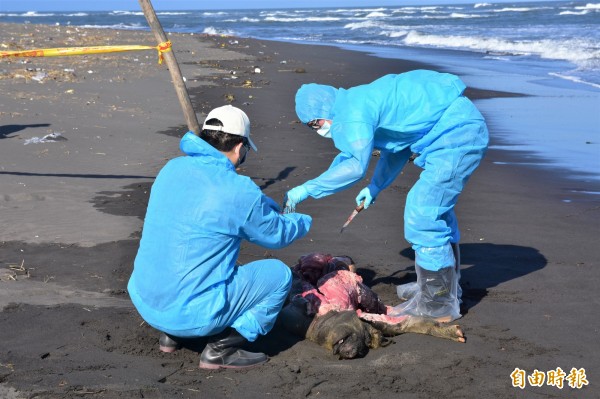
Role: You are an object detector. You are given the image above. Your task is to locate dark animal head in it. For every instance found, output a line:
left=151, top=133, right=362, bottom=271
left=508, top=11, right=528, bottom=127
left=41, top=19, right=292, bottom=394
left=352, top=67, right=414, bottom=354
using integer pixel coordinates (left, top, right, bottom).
left=308, top=311, right=385, bottom=360
left=332, top=331, right=370, bottom=360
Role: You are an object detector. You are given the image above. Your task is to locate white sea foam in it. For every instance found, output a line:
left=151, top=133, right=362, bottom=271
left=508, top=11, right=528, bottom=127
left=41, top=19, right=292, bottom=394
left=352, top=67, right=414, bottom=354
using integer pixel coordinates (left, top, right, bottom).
left=80, top=23, right=144, bottom=30
left=344, top=20, right=382, bottom=30
left=421, top=13, right=484, bottom=19
left=365, top=12, right=388, bottom=18
left=571, top=190, right=600, bottom=195
left=474, top=3, right=492, bottom=8
left=156, top=12, right=191, bottom=16
left=391, top=9, right=417, bottom=15
left=448, top=13, right=484, bottom=19
left=264, top=16, right=341, bottom=22
left=20, top=11, right=54, bottom=17
left=261, top=11, right=306, bottom=17
left=403, top=31, right=599, bottom=67
left=332, top=8, right=386, bottom=13
left=559, top=10, right=590, bottom=15
left=110, top=11, right=143, bottom=16
left=578, top=3, right=600, bottom=10
left=549, top=72, right=600, bottom=89
left=203, top=26, right=236, bottom=36
left=493, top=7, right=536, bottom=13
left=384, top=29, right=410, bottom=39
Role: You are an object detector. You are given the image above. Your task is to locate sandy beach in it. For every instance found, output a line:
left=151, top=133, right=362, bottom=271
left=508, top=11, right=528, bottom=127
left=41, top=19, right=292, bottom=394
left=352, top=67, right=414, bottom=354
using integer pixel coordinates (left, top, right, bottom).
left=1, top=23, right=598, bottom=398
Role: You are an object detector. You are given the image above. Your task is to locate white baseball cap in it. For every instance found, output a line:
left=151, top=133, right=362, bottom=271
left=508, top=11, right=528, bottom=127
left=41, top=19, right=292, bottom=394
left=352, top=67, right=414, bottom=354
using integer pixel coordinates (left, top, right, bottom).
left=202, top=105, right=257, bottom=151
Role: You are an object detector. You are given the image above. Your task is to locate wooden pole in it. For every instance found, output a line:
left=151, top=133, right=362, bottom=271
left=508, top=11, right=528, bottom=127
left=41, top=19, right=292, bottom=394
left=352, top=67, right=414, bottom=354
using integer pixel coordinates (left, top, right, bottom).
left=138, top=0, right=202, bottom=135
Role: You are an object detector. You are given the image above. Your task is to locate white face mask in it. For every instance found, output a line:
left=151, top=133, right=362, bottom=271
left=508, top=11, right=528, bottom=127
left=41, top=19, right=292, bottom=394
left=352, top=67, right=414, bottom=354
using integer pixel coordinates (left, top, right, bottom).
left=317, top=121, right=332, bottom=138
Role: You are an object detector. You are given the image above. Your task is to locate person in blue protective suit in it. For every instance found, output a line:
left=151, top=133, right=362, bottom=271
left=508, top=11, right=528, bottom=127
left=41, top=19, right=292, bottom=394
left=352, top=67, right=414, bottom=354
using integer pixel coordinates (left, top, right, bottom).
left=128, top=105, right=312, bottom=369
left=284, top=70, right=488, bottom=322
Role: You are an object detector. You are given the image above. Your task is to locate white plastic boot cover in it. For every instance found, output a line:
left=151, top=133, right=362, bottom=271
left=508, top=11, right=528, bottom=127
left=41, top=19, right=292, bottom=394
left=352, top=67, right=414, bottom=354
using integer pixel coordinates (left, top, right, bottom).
left=391, top=264, right=461, bottom=321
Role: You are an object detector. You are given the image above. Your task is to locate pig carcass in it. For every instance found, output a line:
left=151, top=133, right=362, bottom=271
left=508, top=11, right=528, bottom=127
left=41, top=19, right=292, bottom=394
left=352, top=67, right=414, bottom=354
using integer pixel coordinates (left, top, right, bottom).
left=278, top=253, right=464, bottom=359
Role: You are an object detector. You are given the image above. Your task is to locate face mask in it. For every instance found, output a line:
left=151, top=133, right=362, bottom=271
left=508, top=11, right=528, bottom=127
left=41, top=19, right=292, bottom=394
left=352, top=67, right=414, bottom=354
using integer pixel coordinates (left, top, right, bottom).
left=317, top=121, right=332, bottom=138
left=236, top=143, right=249, bottom=167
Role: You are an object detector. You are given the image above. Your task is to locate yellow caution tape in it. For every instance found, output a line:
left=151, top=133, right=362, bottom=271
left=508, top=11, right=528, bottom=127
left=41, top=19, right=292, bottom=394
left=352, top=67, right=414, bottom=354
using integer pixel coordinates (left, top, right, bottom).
left=0, top=41, right=172, bottom=65
left=155, top=41, right=172, bottom=64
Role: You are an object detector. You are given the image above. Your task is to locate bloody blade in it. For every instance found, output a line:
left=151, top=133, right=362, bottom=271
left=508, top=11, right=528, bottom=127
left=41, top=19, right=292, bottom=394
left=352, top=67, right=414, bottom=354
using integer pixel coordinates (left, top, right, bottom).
left=340, top=201, right=365, bottom=233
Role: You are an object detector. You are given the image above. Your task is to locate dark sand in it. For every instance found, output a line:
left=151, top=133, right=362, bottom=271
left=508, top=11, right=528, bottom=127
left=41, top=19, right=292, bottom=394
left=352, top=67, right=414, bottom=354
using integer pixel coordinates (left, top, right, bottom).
left=1, top=24, right=598, bottom=398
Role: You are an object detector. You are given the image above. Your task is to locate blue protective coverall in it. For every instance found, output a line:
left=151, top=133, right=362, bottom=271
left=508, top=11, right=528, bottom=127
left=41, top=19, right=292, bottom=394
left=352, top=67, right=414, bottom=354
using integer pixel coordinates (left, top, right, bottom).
left=128, top=132, right=312, bottom=342
left=294, top=70, right=489, bottom=271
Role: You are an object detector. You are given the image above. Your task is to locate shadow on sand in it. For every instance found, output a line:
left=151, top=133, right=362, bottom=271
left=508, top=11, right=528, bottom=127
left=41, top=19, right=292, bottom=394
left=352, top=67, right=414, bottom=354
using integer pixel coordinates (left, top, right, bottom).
left=358, top=243, right=547, bottom=314
left=0, top=124, right=51, bottom=138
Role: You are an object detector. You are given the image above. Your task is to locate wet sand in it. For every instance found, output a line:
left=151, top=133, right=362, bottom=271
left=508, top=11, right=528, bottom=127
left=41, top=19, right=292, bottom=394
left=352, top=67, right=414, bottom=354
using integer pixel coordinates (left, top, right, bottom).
left=1, top=23, right=598, bottom=398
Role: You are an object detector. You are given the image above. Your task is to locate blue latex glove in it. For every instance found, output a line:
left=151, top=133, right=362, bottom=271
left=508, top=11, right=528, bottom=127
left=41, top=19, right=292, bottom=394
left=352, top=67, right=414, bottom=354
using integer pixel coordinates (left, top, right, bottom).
left=356, top=186, right=378, bottom=209
left=283, top=185, right=309, bottom=214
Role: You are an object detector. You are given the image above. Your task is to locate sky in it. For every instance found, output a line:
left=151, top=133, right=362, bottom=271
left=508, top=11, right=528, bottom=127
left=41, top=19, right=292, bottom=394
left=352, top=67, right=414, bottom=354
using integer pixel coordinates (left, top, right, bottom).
left=0, top=0, right=561, bottom=12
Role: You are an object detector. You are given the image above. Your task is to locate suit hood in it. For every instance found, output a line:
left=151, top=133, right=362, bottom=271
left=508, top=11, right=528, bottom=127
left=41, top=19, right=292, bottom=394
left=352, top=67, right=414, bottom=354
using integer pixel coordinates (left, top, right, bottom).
left=295, top=83, right=339, bottom=123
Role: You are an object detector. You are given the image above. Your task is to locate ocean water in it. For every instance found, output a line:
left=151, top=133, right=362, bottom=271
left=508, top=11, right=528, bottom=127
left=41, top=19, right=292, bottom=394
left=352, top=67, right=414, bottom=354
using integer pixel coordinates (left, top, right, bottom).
left=1, top=1, right=599, bottom=184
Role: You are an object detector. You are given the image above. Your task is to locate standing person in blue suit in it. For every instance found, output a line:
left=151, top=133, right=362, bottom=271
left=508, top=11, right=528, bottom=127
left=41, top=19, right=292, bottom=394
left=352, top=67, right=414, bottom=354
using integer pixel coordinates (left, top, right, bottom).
left=284, top=70, right=488, bottom=322
left=129, top=105, right=312, bottom=369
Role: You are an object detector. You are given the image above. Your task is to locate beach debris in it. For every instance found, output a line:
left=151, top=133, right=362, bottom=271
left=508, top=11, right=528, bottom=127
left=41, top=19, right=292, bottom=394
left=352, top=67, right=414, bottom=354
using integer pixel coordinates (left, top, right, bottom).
left=23, top=132, right=67, bottom=145
left=224, top=93, right=235, bottom=103
left=0, top=68, right=78, bottom=83
left=253, top=67, right=261, bottom=74
left=31, top=71, right=48, bottom=82
left=1, top=260, right=31, bottom=282
left=225, top=70, right=239, bottom=80
left=0, top=363, right=14, bottom=372
left=278, top=68, right=306, bottom=73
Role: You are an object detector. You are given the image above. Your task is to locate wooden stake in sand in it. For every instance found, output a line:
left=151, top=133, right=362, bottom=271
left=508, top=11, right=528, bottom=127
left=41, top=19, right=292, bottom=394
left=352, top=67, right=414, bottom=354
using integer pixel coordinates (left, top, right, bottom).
left=138, top=0, right=201, bottom=135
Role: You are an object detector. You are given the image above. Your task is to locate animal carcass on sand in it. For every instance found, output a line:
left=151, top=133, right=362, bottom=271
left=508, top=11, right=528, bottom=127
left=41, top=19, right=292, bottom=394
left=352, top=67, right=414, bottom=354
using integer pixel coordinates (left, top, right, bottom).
left=278, top=253, right=465, bottom=359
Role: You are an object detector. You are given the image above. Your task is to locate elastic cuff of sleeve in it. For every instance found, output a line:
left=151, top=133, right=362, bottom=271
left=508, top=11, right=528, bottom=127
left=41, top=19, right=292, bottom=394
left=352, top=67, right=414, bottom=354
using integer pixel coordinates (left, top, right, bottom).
left=367, top=183, right=380, bottom=198
left=297, top=184, right=310, bottom=200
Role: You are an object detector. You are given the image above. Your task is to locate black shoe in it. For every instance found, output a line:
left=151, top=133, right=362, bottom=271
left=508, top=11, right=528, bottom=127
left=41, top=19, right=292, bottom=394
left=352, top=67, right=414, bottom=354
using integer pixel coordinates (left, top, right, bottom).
left=159, top=333, right=181, bottom=353
left=199, top=328, right=268, bottom=369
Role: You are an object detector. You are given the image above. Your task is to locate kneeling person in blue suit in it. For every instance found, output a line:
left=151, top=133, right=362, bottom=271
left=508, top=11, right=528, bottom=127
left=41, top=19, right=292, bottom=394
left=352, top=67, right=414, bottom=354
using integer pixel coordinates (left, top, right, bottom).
left=129, top=105, right=312, bottom=369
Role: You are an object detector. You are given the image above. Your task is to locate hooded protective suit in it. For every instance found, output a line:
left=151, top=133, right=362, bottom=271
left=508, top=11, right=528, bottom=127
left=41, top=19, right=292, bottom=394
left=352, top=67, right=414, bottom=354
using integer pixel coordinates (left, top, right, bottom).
left=128, top=132, right=312, bottom=341
left=294, top=70, right=488, bottom=272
